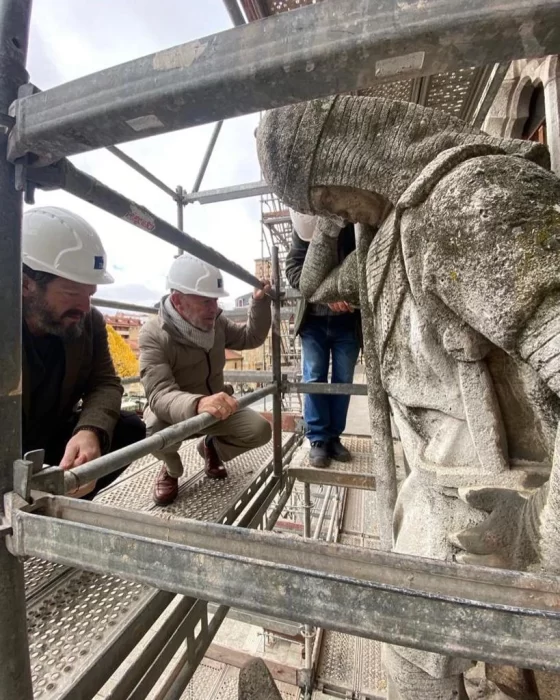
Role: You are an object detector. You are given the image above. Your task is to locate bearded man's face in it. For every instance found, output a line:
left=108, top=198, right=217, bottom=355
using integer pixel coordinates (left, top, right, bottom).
left=23, top=275, right=96, bottom=340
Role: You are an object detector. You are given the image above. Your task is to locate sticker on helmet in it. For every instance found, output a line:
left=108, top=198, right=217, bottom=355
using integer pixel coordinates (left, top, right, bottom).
left=217, top=278, right=223, bottom=288
left=94, top=256, right=105, bottom=270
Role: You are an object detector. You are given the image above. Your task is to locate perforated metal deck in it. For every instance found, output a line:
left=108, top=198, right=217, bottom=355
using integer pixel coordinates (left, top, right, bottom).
left=314, top=436, right=388, bottom=699
left=178, top=661, right=300, bottom=700
left=25, top=436, right=293, bottom=699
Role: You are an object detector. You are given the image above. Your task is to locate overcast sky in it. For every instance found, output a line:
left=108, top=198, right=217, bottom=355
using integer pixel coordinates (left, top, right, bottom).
left=26, top=0, right=263, bottom=307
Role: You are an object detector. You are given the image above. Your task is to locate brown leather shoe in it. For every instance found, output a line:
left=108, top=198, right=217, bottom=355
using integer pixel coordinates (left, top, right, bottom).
left=197, top=437, right=228, bottom=479
left=153, top=465, right=179, bottom=505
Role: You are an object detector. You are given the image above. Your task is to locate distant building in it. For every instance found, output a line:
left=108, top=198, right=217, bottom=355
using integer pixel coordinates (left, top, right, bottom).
left=104, top=313, right=145, bottom=356
left=229, top=256, right=299, bottom=372
left=225, top=348, right=243, bottom=370
left=254, top=257, right=271, bottom=281
left=483, top=56, right=559, bottom=173
left=235, top=292, right=253, bottom=309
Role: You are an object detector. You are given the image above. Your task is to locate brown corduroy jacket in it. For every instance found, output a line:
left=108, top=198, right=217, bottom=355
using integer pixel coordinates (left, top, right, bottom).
left=139, top=296, right=271, bottom=430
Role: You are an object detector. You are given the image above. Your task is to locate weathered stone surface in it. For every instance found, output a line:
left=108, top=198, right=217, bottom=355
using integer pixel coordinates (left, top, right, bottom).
left=257, top=95, right=560, bottom=699
left=238, top=658, right=283, bottom=700
left=257, top=96, right=549, bottom=214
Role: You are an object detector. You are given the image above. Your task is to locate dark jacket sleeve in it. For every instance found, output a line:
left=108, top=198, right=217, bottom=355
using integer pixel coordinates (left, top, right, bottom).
left=75, top=309, right=123, bottom=445
left=285, top=231, right=309, bottom=291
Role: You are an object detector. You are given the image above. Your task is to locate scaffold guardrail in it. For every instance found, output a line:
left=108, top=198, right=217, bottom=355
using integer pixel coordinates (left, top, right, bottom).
left=3, top=1, right=560, bottom=698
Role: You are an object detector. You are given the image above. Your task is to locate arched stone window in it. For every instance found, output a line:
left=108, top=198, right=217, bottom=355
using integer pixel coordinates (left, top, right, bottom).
left=521, top=83, right=547, bottom=144
left=484, top=56, right=559, bottom=173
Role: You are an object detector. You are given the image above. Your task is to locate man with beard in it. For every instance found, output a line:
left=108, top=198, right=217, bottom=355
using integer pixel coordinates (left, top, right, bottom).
left=22, top=206, right=146, bottom=498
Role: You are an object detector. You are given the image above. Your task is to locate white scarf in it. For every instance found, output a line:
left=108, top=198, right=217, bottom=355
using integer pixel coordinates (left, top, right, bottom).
left=163, top=296, right=215, bottom=352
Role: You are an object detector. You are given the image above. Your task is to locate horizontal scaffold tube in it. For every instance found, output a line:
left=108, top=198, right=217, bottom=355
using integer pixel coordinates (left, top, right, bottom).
left=8, top=494, right=560, bottom=673
left=26, top=159, right=270, bottom=293
left=8, top=0, right=560, bottom=163
left=32, top=385, right=275, bottom=494
left=289, top=382, right=368, bottom=396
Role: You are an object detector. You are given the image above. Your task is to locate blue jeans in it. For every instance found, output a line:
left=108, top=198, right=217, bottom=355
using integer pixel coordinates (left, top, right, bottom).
left=300, top=313, right=360, bottom=443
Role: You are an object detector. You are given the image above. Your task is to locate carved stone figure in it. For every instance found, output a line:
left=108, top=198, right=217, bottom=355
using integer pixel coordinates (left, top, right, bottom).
left=238, top=658, right=283, bottom=700
left=257, top=96, right=560, bottom=700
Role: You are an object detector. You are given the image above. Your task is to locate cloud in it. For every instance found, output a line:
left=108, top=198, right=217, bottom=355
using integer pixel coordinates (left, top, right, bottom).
left=95, top=283, right=160, bottom=307
left=26, top=0, right=264, bottom=303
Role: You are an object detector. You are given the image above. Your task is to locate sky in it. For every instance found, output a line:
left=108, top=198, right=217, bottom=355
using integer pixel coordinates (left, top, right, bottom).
left=26, top=0, right=264, bottom=308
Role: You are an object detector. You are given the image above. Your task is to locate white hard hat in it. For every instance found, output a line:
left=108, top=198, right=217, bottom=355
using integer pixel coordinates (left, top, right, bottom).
left=23, top=206, right=114, bottom=285
left=289, top=209, right=318, bottom=242
left=167, top=253, right=228, bottom=299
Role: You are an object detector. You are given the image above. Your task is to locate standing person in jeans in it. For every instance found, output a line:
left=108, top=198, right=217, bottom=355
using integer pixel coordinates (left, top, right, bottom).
left=285, top=211, right=360, bottom=468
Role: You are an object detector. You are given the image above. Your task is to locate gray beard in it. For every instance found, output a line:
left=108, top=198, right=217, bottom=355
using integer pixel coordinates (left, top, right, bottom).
left=23, top=298, right=85, bottom=341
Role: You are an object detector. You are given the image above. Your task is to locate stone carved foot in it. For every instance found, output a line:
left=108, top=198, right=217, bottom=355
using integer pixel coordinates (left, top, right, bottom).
left=238, top=658, right=283, bottom=700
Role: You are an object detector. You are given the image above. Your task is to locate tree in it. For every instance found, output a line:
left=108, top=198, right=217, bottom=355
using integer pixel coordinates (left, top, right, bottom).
left=106, top=324, right=139, bottom=378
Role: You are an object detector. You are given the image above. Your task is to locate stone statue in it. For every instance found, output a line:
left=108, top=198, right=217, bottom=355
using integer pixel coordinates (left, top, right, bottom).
left=257, top=96, right=560, bottom=700
left=238, top=658, right=283, bottom=700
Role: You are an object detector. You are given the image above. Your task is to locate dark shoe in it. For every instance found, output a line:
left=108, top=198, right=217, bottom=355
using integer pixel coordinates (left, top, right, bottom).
left=153, top=465, right=178, bottom=506
left=197, top=437, right=228, bottom=479
left=329, top=438, right=351, bottom=463
left=309, top=441, right=331, bottom=468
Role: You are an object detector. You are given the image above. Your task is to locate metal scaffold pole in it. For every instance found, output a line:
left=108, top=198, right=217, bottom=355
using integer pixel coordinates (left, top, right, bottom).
left=0, top=1, right=33, bottom=697
left=271, top=246, right=283, bottom=478
left=302, top=482, right=314, bottom=692
left=175, top=184, right=184, bottom=256
left=191, top=121, right=223, bottom=194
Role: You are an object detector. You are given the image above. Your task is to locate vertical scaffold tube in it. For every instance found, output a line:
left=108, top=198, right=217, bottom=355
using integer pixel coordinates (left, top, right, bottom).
left=303, top=483, right=312, bottom=538
left=271, top=246, right=283, bottom=478
left=0, top=1, right=33, bottom=698
left=175, top=184, right=184, bottom=256
left=302, top=481, right=314, bottom=689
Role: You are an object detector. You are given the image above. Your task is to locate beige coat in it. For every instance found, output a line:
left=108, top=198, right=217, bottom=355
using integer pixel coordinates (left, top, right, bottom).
left=139, top=296, right=271, bottom=430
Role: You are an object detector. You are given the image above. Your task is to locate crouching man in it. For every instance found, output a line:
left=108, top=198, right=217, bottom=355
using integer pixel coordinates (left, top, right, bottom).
left=22, top=207, right=146, bottom=498
left=140, top=253, right=272, bottom=506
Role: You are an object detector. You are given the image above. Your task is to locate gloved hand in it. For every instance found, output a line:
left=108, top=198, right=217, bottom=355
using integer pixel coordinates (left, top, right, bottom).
left=449, top=484, right=547, bottom=571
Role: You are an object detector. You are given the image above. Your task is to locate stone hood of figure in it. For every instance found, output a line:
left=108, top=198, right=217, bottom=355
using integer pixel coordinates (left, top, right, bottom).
left=257, top=94, right=560, bottom=698
left=256, top=95, right=549, bottom=213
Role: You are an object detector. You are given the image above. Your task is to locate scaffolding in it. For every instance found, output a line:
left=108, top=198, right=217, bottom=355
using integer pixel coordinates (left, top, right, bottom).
left=3, top=1, right=560, bottom=699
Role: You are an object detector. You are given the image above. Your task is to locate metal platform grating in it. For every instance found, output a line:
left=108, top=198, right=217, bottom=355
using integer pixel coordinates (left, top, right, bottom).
left=317, top=631, right=386, bottom=699
left=95, top=439, right=209, bottom=511
left=343, top=487, right=381, bottom=539
left=244, top=0, right=500, bottom=123
left=29, top=572, right=149, bottom=699
left=425, top=67, right=480, bottom=117
left=289, top=436, right=374, bottom=471
left=266, top=0, right=320, bottom=14
left=24, top=440, right=211, bottom=606
left=204, top=663, right=300, bottom=700
left=313, top=434, right=390, bottom=698
left=150, top=438, right=291, bottom=522
left=175, top=658, right=225, bottom=700
left=24, top=557, right=67, bottom=601
left=359, top=79, right=415, bottom=103
left=26, top=435, right=291, bottom=699
left=339, top=532, right=380, bottom=550
left=317, top=629, right=356, bottom=689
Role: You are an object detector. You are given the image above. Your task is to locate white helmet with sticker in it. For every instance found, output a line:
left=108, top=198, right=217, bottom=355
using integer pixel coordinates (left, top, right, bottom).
left=23, top=206, right=114, bottom=285
left=167, top=253, right=228, bottom=299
